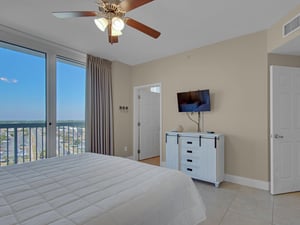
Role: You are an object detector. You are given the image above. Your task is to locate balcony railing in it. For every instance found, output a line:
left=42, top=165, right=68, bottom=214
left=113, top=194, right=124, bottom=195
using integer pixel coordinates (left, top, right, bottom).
left=0, top=121, right=85, bottom=166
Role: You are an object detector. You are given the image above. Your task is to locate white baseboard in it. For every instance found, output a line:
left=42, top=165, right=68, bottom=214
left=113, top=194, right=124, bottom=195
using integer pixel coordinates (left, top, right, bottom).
left=224, top=174, right=269, bottom=191
left=144, top=161, right=269, bottom=190
left=126, top=155, right=134, bottom=160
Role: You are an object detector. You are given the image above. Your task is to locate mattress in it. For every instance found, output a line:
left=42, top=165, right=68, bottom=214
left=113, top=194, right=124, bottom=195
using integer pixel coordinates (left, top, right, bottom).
left=0, top=153, right=206, bottom=225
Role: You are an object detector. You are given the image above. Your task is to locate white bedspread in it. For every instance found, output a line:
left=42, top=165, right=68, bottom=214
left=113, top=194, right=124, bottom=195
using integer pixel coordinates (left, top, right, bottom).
left=0, top=153, right=206, bottom=225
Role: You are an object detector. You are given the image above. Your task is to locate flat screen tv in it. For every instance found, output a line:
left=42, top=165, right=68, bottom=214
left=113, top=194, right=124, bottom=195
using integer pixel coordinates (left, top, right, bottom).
left=177, top=89, right=211, bottom=112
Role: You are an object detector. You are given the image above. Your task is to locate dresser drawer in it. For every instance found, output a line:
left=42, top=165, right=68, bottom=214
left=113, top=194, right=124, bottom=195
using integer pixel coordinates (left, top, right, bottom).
left=181, top=147, right=202, bottom=157
left=181, top=155, right=200, bottom=167
left=180, top=164, right=199, bottom=178
left=180, top=137, right=200, bottom=149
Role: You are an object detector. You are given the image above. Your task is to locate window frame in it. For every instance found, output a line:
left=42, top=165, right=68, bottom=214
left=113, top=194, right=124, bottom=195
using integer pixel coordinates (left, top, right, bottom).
left=0, top=25, right=86, bottom=158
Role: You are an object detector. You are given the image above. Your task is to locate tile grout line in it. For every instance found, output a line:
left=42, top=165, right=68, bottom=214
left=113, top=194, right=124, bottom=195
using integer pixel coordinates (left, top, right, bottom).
left=217, top=187, right=240, bottom=225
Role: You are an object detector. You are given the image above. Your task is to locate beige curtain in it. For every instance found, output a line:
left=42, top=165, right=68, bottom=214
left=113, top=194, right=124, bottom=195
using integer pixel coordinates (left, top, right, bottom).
left=85, top=54, right=114, bottom=155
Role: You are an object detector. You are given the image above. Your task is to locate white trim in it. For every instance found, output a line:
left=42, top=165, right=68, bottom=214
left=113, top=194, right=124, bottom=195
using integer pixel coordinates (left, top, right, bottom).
left=224, top=174, right=269, bottom=191
left=0, top=25, right=86, bottom=62
left=270, top=65, right=275, bottom=194
left=133, top=83, right=162, bottom=163
left=160, top=161, right=166, bottom=167
left=126, top=155, right=134, bottom=160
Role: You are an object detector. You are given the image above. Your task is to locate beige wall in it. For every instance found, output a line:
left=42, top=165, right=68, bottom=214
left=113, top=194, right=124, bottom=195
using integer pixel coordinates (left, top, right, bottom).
left=268, top=54, right=300, bottom=67
left=110, top=54, right=300, bottom=162
left=268, top=4, right=300, bottom=52
left=112, top=61, right=133, bottom=157
left=110, top=6, right=300, bottom=183
left=131, top=31, right=269, bottom=181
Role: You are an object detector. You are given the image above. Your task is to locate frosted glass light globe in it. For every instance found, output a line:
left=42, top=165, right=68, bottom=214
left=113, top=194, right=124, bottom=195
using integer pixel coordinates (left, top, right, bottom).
left=112, top=17, right=125, bottom=31
left=94, top=18, right=108, bottom=31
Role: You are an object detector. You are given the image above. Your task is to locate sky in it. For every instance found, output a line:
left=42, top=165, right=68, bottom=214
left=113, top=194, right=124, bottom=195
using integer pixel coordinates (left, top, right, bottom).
left=0, top=43, right=85, bottom=121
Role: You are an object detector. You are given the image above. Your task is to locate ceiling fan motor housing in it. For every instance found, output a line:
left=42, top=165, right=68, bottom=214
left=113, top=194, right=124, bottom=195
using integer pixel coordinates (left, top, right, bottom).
left=100, top=0, right=125, bottom=19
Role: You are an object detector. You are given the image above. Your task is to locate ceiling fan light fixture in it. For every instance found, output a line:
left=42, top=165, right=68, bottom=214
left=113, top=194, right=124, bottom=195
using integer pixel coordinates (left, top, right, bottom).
left=94, top=17, right=108, bottom=32
left=112, top=17, right=125, bottom=31
left=111, top=28, right=123, bottom=36
left=53, top=0, right=161, bottom=44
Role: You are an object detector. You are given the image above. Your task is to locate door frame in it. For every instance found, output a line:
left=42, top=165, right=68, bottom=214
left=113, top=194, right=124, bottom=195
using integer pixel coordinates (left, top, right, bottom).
left=133, top=83, right=162, bottom=164
left=270, top=65, right=276, bottom=194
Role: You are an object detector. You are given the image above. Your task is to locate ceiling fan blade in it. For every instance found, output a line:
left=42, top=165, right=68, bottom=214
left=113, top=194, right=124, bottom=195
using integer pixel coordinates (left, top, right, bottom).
left=108, top=24, right=119, bottom=44
left=52, top=11, right=98, bottom=19
left=125, top=17, right=160, bottom=39
left=120, top=0, right=153, bottom=12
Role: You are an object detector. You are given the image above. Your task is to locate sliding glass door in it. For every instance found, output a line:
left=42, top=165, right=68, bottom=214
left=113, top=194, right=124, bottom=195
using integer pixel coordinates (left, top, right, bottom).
left=0, top=42, right=46, bottom=165
left=56, top=58, right=86, bottom=156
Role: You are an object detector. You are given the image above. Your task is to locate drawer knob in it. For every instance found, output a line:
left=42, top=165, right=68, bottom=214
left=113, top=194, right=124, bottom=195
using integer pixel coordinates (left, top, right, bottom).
left=187, top=168, right=193, bottom=171
left=187, top=159, right=193, bottom=162
left=187, top=141, right=193, bottom=144
left=187, top=150, right=193, bottom=153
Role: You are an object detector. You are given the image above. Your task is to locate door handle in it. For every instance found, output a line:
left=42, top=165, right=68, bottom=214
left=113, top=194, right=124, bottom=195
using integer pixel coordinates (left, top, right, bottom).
left=274, top=134, right=284, bottom=139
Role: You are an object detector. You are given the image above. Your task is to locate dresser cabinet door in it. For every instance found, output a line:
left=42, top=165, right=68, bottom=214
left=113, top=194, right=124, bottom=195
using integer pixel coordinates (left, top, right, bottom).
left=166, top=134, right=179, bottom=170
left=200, top=138, right=216, bottom=181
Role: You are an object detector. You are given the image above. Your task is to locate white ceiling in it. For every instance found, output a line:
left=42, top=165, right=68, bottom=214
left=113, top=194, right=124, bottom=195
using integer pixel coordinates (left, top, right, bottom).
left=1, top=0, right=300, bottom=65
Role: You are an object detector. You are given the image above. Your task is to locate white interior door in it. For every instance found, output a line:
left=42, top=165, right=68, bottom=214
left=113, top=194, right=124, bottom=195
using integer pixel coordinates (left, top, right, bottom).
left=138, top=86, right=160, bottom=160
left=270, top=65, right=300, bottom=194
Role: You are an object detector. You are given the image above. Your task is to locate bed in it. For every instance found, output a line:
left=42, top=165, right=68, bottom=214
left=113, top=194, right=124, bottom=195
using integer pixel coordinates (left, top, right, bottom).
left=0, top=153, right=206, bottom=225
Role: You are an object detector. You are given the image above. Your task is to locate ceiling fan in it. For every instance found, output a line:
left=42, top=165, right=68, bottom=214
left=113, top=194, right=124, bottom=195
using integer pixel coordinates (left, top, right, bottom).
left=52, top=0, right=161, bottom=44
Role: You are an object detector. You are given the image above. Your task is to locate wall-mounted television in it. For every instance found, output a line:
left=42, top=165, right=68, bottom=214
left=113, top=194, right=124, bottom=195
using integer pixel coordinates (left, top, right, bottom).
left=177, top=89, right=211, bottom=112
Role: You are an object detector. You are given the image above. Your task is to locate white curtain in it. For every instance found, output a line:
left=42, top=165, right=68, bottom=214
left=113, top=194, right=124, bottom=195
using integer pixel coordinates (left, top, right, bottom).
left=85, top=55, right=114, bottom=155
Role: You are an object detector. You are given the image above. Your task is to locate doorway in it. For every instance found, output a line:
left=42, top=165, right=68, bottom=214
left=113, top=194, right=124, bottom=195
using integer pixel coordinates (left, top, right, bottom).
left=133, top=83, right=161, bottom=164
left=270, top=65, right=300, bottom=194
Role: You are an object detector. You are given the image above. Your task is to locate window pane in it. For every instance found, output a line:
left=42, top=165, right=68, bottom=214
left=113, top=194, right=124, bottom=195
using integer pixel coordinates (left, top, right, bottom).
left=0, top=42, right=46, bottom=166
left=56, top=58, right=85, bottom=156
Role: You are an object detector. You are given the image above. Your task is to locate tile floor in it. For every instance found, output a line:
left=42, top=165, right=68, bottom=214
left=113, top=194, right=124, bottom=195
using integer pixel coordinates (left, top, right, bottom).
left=194, top=180, right=300, bottom=225
left=139, top=158, right=300, bottom=225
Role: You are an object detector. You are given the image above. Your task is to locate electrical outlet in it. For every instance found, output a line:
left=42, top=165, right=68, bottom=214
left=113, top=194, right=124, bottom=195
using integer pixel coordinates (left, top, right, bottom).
left=124, top=146, right=128, bottom=152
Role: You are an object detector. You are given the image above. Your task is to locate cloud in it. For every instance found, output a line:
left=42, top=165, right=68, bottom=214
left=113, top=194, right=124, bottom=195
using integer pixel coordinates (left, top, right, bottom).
left=0, top=77, right=18, bottom=84
left=0, top=77, right=9, bottom=82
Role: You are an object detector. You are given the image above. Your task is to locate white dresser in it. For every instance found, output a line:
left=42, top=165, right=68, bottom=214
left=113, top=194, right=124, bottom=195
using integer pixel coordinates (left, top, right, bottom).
left=166, top=132, right=224, bottom=187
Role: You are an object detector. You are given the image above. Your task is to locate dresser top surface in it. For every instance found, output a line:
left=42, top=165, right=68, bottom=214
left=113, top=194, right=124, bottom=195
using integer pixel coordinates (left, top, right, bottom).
left=166, top=131, right=224, bottom=138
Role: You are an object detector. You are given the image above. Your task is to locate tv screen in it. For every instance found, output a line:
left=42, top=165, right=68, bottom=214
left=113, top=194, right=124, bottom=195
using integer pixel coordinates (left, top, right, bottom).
left=177, top=89, right=211, bottom=112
